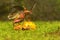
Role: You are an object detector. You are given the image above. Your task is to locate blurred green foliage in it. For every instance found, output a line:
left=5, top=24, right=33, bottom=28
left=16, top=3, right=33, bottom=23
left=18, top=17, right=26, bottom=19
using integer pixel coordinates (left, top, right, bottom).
left=0, top=21, right=60, bottom=40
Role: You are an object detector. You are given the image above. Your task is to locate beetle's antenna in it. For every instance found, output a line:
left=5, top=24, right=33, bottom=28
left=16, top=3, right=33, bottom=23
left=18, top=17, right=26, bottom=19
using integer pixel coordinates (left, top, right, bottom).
left=30, top=0, right=37, bottom=11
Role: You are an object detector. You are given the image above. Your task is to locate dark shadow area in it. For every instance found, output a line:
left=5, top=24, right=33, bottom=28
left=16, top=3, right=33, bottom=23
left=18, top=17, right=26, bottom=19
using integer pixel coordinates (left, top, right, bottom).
left=0, top=0, right=60, bottom=21
left=23, top=0, right=60, bottom=21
